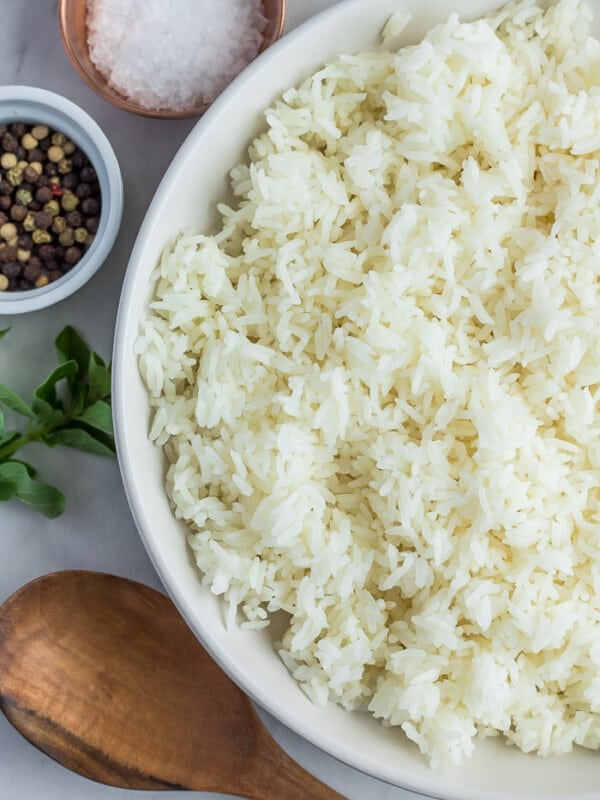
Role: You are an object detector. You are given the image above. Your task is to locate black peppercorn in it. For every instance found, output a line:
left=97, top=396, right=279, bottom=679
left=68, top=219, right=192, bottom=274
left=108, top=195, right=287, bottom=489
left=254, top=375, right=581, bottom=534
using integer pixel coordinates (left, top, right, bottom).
left=23, top=259, right=41, bottom=282
left=0, top=245, right=17, bottom=263
left=85, top=216, right=99, bottom=234
left=1, top=133, right=18, bottom=152
left=64, top=246, right=82, bottom=265
left=80, top=166, right=97, bottom=183
left=27, top=147, right=44, bottom=163
left=65, top=210, right=83, bottom=227
left=0, top=181, right=12, bottom=196
left=10, top=205, right=27, bottom=223
left=44, top=162, right=58, bottom=177
left=22, top=165, right=39, bottom=184
left=71, top=151, right=85, bottom=170
left=62, top=173, right=78, bottom=191
left=34, top=210, right=53, bottom=230
left=35, top=185, right=53, bottom=204
left=1, top=261, right=21, bottom=278
left=81, top=197, right=99, bottom=215
left=38, top=244, right=56, bottom=262
left=75, top=182, right=92, bottom=200
left=0, top=196, right=11, bottom=211
left=9, top=122, right=26, bottom=138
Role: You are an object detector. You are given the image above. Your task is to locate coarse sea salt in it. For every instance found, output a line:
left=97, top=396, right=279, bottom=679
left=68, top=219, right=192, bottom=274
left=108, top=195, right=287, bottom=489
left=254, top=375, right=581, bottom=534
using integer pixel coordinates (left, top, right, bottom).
left=86, top=0, right=267, bottom=112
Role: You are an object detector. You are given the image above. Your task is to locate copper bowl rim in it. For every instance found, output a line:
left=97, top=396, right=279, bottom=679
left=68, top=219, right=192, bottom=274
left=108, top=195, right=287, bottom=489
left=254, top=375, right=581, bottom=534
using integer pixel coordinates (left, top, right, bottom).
left=58, top=0, right=287, bottom=120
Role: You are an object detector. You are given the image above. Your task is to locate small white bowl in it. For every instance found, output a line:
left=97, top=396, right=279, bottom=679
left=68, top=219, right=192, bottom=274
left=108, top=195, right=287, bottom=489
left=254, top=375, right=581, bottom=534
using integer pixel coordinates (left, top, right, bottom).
left=0, top=85, right=123, bottom=315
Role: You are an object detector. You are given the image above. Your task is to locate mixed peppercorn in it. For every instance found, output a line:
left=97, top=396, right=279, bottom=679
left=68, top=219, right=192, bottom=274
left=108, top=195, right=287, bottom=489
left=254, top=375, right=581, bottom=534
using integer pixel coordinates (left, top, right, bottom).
left=0, top=121, right=101, bottom=292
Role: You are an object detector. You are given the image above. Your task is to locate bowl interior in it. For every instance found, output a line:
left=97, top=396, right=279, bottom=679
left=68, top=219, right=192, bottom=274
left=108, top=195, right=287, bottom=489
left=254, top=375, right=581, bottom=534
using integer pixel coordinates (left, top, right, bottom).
left=113, top=1, right=600, bottom=798
left=0, top=87, right=122, bottom=313
left=58, top=0, right=286, bottom=120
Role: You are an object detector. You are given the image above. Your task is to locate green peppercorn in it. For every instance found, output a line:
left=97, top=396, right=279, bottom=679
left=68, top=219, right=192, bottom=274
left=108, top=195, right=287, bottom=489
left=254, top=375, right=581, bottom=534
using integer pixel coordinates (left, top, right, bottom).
left=6, top=166, right=23, bottom=186
left=57, top=158, right=72, bottom=175
left=22, top=212, right=36, bottom=232
left=74, top=227, right=88, bottom=244
left=51, top=132, right=66, bottom=147
left=15, top=188, right=32, bottom=206
left=58, top=228, right=74, bottom=247
left=52, top=215, right=66, bottom=234
left=32, top=229, right=52, bottom=245
left=61, top=191, right=79, bottom=212
left=43, top=200, right=60, bottom=217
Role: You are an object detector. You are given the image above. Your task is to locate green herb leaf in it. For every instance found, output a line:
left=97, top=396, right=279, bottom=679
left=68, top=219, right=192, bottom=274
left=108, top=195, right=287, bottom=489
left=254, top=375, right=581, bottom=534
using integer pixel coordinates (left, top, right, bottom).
left=1, top=325, right=114, bottom=518
left=0, top=460, right=64, bottom=518
left=46, top=427, right=116, bottom=457
left=55, top=326, right=91, bottom=383
left=88, top=353, right=111, bottom=402
left=0, top=384, right=36, bottom=419
left=0, top=431, right=21, bottom=451
left=32, top=360, right=77, bottom=426
left=0, top=328, right=11, bottom=341
left=34, top=360, right=78, bottom=407
left=75, top=399, right=113, bottom=436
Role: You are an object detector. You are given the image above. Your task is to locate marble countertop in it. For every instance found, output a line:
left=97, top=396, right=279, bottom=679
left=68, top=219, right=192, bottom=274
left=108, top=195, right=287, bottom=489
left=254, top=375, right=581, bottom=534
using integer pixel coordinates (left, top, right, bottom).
left=0, top=2, right=423, bottom=798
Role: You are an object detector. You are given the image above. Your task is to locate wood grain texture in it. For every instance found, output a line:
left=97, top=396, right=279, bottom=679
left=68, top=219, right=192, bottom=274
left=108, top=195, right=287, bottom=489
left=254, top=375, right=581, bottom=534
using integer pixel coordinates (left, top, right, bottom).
left=0, top=570, right=345, bottom=799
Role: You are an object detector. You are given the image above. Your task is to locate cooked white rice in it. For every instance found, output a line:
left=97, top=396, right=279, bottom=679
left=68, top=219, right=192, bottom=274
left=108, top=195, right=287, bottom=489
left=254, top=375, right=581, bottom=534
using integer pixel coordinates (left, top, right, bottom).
left=137, top=0, right=600, bottom=767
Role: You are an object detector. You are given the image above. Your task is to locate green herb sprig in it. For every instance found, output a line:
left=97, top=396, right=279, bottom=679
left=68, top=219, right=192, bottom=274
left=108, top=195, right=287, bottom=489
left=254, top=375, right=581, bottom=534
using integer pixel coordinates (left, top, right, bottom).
left=0, top=325, right=115, bottom=518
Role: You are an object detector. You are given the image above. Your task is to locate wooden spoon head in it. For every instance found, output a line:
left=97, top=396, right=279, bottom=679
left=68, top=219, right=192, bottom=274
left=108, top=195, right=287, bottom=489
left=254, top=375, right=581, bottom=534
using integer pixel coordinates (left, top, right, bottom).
left=0, top=571, right=265, bottom=792
left=0, top=571, right=344, bottom=800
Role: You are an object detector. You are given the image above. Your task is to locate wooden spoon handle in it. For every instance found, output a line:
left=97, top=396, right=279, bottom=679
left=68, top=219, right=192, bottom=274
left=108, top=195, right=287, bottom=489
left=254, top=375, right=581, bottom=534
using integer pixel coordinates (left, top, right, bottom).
left=237, top=728, right=348, bottom=800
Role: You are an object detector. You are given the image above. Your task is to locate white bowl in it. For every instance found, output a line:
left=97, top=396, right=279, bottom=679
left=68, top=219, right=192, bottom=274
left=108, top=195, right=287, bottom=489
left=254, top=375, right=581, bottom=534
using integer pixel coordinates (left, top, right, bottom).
left=0, top=85, right=123, bottom=314
left=113, top=1, right=600, bottom=798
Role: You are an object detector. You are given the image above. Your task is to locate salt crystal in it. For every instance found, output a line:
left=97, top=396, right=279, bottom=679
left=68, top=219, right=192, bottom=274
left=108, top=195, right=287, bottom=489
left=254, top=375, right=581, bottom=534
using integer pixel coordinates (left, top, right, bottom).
left=86, top=0, right=267, bottom=112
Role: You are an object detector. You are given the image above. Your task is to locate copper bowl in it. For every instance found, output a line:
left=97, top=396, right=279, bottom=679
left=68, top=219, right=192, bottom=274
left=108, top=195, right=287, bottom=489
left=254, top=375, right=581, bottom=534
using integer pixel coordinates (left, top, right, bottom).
left=58, top=0, right=286, bottom=119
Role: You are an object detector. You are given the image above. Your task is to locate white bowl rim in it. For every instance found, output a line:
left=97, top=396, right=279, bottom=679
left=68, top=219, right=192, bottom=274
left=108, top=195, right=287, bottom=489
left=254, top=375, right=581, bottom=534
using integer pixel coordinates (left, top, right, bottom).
left=0, top=85, right=123, bottom=314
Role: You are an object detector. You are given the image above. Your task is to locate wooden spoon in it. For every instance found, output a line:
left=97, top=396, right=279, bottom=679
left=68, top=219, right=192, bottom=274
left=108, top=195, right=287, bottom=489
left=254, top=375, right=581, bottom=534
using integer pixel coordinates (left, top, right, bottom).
left=0, top=570, right=345, bottom=799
